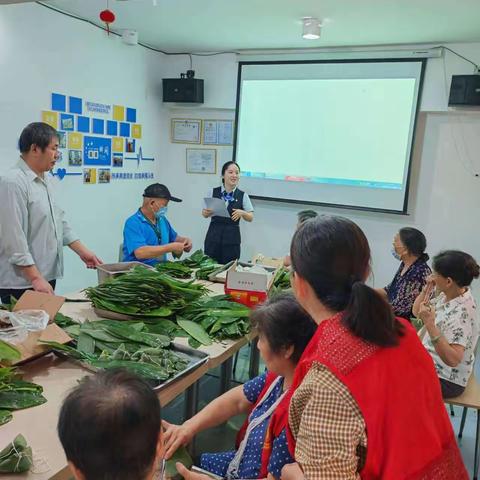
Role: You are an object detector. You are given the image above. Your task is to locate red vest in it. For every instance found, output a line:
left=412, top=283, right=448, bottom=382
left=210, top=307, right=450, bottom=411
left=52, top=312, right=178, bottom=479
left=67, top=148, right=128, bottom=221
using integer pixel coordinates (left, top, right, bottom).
left=287, top=316, right=468, bottom=479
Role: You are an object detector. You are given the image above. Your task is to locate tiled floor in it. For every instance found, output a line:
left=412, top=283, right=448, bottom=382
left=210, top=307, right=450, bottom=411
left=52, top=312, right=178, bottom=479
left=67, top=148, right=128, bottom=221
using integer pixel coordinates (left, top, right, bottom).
left=163, top=343, right=480, bottom=478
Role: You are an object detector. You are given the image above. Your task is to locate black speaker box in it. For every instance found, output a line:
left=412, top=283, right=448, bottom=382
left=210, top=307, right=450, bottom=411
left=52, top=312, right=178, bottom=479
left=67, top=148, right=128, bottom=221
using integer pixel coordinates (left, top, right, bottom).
left=449, top=75, right=480, bottom=106
left=162, top=78, right=204, bottom=103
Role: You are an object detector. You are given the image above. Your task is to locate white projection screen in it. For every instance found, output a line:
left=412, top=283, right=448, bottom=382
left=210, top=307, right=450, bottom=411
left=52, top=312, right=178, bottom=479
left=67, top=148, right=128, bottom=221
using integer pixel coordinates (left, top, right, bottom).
left=233, top=59, right=426, bottom=213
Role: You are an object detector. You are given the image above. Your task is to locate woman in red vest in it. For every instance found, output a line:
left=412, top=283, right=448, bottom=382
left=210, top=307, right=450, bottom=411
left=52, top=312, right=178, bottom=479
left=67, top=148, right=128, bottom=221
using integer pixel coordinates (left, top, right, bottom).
left=281, top=215, right=468, bottom=480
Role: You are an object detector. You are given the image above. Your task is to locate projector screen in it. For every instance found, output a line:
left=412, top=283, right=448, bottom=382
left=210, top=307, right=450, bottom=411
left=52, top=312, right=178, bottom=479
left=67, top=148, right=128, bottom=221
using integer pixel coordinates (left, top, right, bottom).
left=233, top=59, right=426, bottom=213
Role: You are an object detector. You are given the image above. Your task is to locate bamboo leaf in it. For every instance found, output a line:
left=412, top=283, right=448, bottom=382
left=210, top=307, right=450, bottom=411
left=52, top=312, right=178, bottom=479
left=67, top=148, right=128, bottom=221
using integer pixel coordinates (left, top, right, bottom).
left=0, top=340, right=21, bottom=363
left=0, top=410, right=12, bottom=426
left=0, top=391, right=47, bottom=410
left=177, top=318, right=212, bottom=346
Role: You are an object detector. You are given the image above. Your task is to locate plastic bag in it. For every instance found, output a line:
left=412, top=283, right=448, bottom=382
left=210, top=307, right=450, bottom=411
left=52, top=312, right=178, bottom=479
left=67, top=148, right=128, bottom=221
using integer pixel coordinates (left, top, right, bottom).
left=8, top=310, right=49, bottom=332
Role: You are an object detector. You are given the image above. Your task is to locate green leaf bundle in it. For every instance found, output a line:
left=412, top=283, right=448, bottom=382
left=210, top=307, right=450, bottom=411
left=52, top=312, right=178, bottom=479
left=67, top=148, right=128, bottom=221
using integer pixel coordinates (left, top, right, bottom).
left=85, top=267, right=207, bottom=316
left=0, top=434, right=32, bottom=473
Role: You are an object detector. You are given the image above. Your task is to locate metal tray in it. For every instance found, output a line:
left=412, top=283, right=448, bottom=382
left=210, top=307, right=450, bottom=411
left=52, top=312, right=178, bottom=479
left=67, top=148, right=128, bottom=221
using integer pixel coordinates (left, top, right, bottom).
left=53, top=342, right=209, bottom=392
left=96, top=262, right=154, bottom=285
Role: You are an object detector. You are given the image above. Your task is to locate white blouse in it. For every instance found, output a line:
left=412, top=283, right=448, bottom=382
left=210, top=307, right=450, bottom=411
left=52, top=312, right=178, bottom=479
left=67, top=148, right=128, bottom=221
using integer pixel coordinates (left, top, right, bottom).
left=422, top=289, right=478, bottom=387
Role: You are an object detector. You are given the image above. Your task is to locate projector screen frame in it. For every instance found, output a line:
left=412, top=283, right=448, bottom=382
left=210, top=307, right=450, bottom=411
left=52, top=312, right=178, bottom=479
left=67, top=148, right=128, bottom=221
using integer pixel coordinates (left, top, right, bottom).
left=233, top=58, right=427, bottom=215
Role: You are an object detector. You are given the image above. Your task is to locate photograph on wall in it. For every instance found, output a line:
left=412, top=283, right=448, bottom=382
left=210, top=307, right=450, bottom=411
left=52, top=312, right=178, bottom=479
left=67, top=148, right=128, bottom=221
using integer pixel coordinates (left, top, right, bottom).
left=125, top=138, right=136, bottom=153
left=68, top=150, right=82, bottom=166
left=57, top=131, right=67, bottom=149
left=61, top=115, right=74, bottom=130
left=83, top=168, right=96, bottom=184
left=112, top=153, right=123, bottom=167
left=98, top=168, right=111, bottom=184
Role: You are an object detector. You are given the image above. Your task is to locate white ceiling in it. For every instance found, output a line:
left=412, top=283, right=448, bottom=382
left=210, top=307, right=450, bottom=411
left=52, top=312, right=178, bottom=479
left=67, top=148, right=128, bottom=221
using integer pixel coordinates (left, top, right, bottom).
left=37, top=0, right=480, bottom=52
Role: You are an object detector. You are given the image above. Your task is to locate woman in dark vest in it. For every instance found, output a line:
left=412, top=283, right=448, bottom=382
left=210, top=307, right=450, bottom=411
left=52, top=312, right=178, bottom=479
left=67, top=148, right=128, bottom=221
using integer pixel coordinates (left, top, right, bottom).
left=202, top=161, right=254, bottom=264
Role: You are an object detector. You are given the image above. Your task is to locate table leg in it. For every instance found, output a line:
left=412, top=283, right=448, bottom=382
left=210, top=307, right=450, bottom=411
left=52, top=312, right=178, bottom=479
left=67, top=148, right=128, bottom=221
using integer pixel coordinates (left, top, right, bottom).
left=475, top=409, right=480, bottom=480
left=184, top=383, right=198, bottom=420
left=184, top=382, right=199, bottom=457
left=220, top=357, right=233, bottom=394
left=249, top=338, right=260, bottom=379
left=459, top=407, right=468, bottom=438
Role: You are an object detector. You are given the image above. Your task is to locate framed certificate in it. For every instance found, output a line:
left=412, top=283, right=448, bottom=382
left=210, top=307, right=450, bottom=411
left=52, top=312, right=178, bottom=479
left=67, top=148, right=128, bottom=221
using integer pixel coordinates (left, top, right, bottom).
left=186, top=148, right=217, bottom=174
left=171, top=119, right=201, bottom=144
left=217, top=120, right=234, bottom=145
left=202, top=119, right=234, bottom=145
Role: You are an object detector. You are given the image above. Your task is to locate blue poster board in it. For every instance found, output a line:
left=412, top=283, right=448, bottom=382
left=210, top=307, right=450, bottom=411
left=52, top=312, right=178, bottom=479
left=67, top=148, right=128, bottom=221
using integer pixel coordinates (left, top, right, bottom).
left=60, top=113, right=74, bottom=131
left=106, top=120, right=118, bottom=136
left=119, top=122, right=130, bottom=137
left=77, top=116, right=90, bottom=133
left=92, top=118, right=105, bottom=134
left=126, top=108, right=137, bottom=123
left=69, top=96, right=82, bottom=114
left=52, top=93, right=66, bottom=112
left=84, top=136, right=111, bottom=166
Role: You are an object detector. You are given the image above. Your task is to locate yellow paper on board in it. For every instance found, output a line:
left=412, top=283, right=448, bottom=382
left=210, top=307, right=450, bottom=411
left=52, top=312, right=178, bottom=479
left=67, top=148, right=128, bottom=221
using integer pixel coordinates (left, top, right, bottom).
left=83, top=168, right=97, bottom=184
left=42, top=111, right=58, bottom=129
left=113, top=105, right=125, bottom=121
left=68, top=132, right=83, bottom=149
left=112, top=137, right=124, bottom=152
left=132, top=124, right=142, bottom=139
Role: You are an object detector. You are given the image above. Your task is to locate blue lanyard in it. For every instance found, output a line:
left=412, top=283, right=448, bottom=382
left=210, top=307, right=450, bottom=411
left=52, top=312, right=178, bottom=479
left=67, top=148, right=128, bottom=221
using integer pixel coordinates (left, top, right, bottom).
left=138, top=209, right=162, bottom=244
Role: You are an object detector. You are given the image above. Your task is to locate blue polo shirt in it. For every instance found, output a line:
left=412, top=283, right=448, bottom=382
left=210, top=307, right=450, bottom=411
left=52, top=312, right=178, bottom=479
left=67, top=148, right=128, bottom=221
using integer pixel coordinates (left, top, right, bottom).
left=122, top=209, right=178, bottom=265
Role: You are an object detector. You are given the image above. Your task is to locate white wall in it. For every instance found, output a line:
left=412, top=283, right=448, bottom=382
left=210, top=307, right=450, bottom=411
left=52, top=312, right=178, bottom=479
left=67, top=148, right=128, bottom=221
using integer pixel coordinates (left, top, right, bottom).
left=1, top=2, right=479, bottom=299
left=0, top=3, right=168, bottom=293
left=159, top=45, right=480, bottom=299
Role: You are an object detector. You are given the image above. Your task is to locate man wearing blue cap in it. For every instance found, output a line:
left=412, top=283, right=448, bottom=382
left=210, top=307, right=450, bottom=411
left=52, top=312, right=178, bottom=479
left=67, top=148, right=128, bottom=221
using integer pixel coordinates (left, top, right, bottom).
left=122, top=183, right=192, bottom=265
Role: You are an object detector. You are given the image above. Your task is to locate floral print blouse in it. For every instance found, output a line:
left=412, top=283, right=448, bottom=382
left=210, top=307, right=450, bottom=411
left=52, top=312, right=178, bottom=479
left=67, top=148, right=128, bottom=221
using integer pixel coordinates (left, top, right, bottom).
left=422, top=289, right=478, bottom=387
left=385, top=258, right=431, bottom=320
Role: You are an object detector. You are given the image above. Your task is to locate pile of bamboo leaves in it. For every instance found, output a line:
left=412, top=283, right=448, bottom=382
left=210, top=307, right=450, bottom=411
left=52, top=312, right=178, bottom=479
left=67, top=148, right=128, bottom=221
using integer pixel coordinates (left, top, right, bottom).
left=172, top=295, right=251, bottom=348
left=179, top=249, right=216, bottom=269
left=43, top=320, right=189, bottom=382
left=155, top=262, right=193, bottom=279
left=0, top=340, right=47, bottom=427
left=85, top=267, right=207, bottom=316
left=83, top=256, right=253, bottom=348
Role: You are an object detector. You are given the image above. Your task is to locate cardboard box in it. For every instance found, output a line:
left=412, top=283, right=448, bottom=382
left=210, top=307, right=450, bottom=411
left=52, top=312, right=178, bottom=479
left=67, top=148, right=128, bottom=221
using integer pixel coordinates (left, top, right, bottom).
left=13, top=290, right=65, bottom=322
left=224, top=261, right=277, bottom=308
left=9, top=291, right=71, bottom=365
left=252, top=254, right=285, bottom=269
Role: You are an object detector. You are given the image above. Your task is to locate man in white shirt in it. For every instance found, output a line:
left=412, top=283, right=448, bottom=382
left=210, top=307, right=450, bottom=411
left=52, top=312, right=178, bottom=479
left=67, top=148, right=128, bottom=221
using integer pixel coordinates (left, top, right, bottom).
left=0, top=122, right=101, bottom=303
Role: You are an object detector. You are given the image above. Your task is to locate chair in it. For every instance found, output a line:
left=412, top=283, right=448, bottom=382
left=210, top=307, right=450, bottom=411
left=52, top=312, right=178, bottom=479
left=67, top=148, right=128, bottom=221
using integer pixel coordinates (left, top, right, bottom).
left=445, top=374, right=480, bottom=479
left=118, top=243, right=124, bottom=262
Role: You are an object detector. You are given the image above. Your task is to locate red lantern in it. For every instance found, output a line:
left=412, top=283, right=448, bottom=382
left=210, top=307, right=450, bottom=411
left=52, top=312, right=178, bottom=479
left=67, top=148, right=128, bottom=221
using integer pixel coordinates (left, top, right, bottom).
left=100, top=9, right=115, bottom=34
